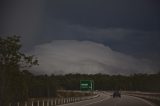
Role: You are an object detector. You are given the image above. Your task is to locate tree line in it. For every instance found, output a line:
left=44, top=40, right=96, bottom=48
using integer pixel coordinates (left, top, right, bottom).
left=53, top=73, right=160, bottom=91
left=0, top=36, right=160, bottom=105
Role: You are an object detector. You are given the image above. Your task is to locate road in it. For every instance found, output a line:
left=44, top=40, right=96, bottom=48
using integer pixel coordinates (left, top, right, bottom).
left=59, top=92, right=156, bottom=106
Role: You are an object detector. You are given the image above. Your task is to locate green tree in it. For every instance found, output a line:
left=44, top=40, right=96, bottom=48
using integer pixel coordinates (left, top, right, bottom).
left=0, top=35, right=38, bottom=106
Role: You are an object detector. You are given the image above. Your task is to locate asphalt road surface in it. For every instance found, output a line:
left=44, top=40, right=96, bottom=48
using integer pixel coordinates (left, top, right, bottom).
left=59, top=92, right=156, bottom=106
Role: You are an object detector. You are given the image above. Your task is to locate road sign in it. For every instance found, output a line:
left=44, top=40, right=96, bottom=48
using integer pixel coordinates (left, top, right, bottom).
left=80, top=80, right=94, bottom=91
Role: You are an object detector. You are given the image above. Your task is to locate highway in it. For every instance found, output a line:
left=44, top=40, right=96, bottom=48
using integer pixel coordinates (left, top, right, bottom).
left=59, top=92, right=156, bottom=106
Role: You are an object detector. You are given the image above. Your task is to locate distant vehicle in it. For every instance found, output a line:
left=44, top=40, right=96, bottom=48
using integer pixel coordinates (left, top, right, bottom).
left=113, top=90, right=121, bottom=98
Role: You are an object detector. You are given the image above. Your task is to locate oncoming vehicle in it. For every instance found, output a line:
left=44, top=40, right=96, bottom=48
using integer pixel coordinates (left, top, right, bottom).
left=113, top=90, right=121, bottom=98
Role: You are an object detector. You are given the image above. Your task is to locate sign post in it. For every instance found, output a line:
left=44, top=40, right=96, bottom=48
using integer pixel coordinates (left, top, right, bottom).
left=80, top=80, right=94, bottom=91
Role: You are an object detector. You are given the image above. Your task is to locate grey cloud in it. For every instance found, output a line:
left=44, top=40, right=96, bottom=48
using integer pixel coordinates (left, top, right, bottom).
left=2, top=0, right=46, bottom=48
left=44, top=19, right=160, bottom=42
left=1, top=0, right=160, bottom=73
left=47, top=0, right=160, bottom=30
left=30, top=40, right=157, bottom=75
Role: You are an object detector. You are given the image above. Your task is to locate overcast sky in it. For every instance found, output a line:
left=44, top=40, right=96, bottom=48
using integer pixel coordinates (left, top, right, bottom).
left=1, top=0, right=160, bottom=75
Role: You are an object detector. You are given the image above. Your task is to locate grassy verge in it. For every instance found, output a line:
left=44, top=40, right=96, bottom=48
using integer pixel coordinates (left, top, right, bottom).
left=128, top=94, right=160, bottom=106
left=57, top=91, right=94, bottom=98
left=139, top=97, right=160, bottom=106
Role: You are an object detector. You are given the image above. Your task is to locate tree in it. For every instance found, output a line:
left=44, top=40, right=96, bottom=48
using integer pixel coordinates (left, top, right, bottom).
left=0, top=35, right=38, bottom=106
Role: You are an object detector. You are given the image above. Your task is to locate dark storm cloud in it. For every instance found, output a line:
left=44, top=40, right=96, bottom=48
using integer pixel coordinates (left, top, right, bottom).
left=42, top=19, right=160, bottom=60
left=46, top=0, right=160, bottom=30
left=1, top=0, right=160, bottom=74
left=1, top=0, right=46, bottom=48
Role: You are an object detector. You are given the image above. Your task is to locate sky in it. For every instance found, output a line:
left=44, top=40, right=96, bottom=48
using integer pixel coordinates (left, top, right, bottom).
left=1, top=0, right=160, bottom=75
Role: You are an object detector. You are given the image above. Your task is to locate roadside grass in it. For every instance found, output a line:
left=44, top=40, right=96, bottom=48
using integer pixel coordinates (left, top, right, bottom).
left=57, top=91, right=94, bottom=98
left=140, top=97, right=160, bottom=106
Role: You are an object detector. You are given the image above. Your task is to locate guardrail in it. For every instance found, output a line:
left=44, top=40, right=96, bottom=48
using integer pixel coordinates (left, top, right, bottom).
left=123, top=91, right=160, bottom=106
left=123, top=91, right=160, bottom=101
left=127, top=94, right=160, bottom=101
left=120, top=91, right=160, bottom=106
left=9, top=94, right=99, bottom=106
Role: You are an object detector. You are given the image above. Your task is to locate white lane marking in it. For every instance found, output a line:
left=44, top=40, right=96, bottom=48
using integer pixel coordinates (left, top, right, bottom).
left=128, top=95, right=156, bottom=106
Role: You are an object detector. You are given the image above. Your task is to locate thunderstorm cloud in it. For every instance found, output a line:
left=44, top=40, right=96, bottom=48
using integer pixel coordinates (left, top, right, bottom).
left=30, top=40, right=156, bottom=75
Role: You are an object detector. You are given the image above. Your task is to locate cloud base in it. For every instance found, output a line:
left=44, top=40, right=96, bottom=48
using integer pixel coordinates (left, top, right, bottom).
left=30, top=40, right=157, bottom=75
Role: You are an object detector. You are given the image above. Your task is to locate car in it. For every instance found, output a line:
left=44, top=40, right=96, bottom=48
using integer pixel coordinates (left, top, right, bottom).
left=113, top=91, right=121, bottom=98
